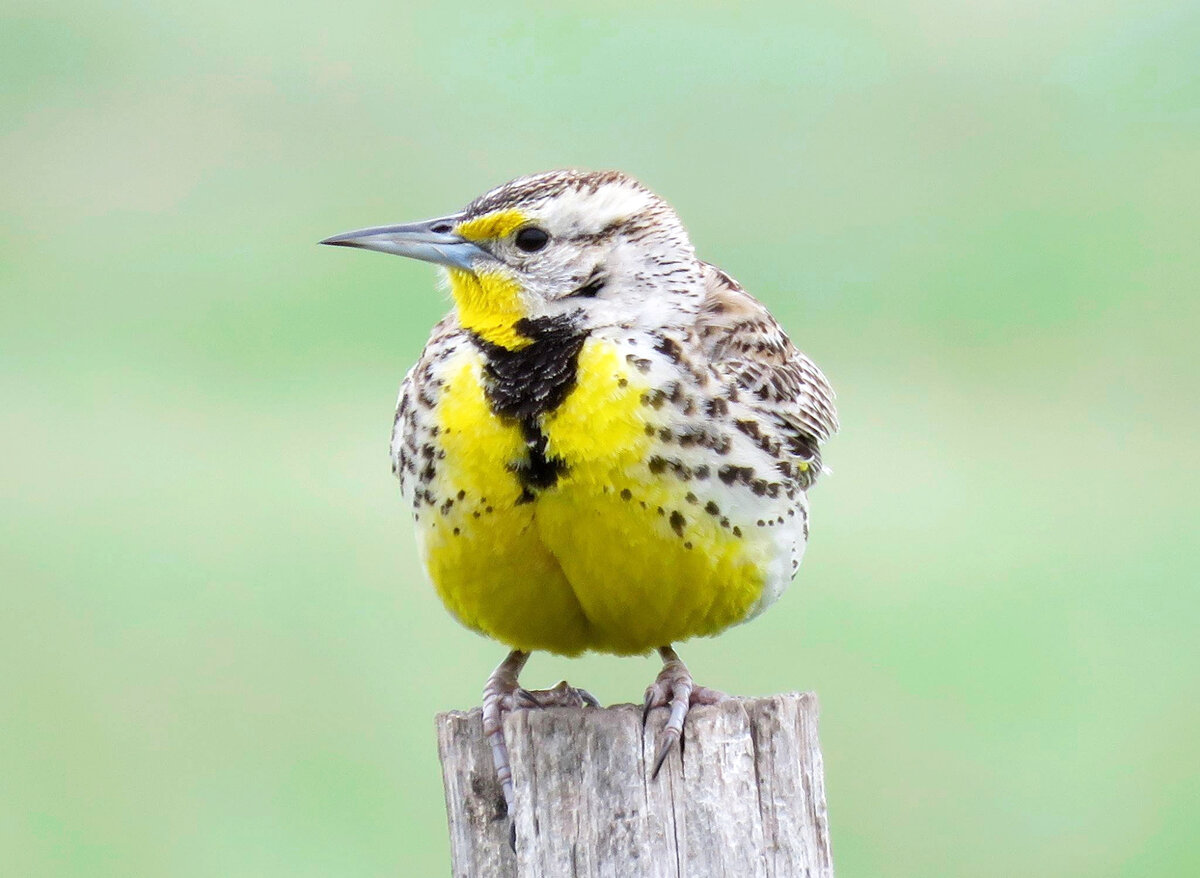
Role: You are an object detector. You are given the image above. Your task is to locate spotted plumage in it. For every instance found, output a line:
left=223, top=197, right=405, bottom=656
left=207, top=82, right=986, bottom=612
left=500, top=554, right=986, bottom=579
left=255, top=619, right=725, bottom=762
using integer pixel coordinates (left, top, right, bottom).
left=323, top=168, right=838, bottom=822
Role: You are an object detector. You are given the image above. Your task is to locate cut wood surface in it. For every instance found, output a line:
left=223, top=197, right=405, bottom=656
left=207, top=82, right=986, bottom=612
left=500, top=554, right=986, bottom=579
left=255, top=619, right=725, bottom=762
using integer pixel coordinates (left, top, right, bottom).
left=436, top=693, right=833, bottom=877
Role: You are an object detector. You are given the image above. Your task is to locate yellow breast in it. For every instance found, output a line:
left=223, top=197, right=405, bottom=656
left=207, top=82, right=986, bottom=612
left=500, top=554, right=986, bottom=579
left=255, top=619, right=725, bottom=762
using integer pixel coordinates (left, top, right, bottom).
left=417, top=337, right=768, bottom=656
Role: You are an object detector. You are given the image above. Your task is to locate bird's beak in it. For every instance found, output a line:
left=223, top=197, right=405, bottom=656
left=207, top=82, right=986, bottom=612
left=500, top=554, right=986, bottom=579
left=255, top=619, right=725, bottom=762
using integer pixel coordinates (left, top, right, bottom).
left=319, top=213, right=494, bottom=271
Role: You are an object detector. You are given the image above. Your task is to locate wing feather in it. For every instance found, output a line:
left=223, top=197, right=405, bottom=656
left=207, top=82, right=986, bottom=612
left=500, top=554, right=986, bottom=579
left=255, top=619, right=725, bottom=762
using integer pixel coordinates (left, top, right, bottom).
left=694, top=263, right=838, bottom=478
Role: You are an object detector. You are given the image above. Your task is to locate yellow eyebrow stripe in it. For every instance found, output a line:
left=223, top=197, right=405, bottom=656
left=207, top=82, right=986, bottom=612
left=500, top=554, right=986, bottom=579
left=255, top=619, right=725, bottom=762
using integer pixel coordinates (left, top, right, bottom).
left=454, top=209, right=527, bottom=242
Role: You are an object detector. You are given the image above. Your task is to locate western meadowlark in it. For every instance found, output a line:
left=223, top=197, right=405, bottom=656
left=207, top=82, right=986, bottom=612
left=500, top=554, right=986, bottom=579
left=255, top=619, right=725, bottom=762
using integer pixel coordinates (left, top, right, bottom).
left=322, top=169, right=838, bottom=826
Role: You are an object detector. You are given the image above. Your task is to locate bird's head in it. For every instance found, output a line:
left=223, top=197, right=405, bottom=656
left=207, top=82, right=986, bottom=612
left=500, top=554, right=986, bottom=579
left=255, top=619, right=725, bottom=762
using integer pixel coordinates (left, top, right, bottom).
left=321, top=170, right=704, bottom=349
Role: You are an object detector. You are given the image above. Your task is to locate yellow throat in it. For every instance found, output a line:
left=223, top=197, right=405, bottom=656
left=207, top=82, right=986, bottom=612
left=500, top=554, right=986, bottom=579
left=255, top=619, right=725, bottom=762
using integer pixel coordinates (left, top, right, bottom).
left=447, top=209, right=533, bottom=350
left=445, top=268, right=532, bottom=350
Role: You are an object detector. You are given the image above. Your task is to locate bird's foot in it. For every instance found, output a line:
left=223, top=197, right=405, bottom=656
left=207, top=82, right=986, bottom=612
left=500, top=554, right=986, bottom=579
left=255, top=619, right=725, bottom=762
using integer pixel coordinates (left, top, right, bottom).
left=520, top=679, right=602, bottom=710
left=642, top=645, right=726, bottom=778
left=481, top=651, right=599, bottom=850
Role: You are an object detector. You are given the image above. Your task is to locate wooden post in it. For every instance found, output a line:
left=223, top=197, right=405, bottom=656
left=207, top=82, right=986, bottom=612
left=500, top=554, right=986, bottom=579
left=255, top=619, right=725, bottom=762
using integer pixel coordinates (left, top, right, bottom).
left=436, top=693, right=834, bottom=877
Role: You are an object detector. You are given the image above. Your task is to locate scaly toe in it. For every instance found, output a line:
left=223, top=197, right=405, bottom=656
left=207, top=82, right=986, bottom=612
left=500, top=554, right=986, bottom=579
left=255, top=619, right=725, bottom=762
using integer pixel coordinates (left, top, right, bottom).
left=642, top=679, right=671, bottom=724
left=643, top=652, right=728, bottom=778
left=523, top=679, right=602, bottom=709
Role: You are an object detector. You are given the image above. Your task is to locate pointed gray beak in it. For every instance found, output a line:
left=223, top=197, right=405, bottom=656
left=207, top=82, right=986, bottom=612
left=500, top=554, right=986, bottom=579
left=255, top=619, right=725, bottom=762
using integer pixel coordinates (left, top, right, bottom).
left=319, top=213, right=494, bottom=271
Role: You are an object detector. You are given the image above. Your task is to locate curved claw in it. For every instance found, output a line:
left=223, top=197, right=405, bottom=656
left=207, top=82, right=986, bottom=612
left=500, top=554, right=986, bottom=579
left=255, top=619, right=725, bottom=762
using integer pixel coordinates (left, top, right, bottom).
left=642, top=645, right=726, bottom=779
left=514, top=687, right=543, bottom=709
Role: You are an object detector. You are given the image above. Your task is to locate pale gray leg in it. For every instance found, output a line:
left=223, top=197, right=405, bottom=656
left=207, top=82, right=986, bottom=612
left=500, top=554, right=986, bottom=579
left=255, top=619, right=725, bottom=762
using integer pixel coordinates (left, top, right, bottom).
left=642, top=645, right=726, bottom=777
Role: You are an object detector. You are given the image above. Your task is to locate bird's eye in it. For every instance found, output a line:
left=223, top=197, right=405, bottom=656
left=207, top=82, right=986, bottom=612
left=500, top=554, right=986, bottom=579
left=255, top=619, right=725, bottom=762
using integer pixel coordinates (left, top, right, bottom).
left=514, top=226, right=550, bottom=252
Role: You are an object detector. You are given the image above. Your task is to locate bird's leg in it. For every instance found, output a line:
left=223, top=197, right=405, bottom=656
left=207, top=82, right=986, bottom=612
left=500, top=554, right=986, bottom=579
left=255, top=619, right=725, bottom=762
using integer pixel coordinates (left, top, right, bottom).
left=482, top=650, right=535, bottom=822
left=642, top=645, right=726, bottom=778
left=481, top=651, right=601, bottom=832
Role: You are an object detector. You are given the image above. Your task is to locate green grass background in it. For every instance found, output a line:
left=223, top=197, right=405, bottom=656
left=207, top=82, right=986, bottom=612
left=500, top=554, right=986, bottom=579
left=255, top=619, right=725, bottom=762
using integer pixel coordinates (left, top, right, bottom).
left=3, top=1, right=1198, bottom=874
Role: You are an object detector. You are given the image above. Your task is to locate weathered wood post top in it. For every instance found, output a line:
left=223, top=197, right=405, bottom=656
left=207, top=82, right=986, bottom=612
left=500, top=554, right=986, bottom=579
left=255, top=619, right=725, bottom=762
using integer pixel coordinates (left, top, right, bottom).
left=437, top=693, right=833, bottom=877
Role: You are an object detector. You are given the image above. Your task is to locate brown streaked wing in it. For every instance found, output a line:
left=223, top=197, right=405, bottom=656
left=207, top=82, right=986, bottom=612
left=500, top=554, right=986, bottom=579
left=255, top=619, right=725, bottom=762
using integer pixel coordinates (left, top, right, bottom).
left=694, top=263, right=838, bottom=472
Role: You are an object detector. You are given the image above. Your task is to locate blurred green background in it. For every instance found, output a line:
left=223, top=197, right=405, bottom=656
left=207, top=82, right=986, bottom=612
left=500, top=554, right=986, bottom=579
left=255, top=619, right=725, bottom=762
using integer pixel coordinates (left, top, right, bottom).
left=3, top=0, right=1198, bottom=874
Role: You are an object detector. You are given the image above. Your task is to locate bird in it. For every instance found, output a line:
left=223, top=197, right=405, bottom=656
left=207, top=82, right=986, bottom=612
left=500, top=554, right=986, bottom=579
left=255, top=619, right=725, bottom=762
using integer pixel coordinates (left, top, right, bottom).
left=321, top=169, right=837, bottom=829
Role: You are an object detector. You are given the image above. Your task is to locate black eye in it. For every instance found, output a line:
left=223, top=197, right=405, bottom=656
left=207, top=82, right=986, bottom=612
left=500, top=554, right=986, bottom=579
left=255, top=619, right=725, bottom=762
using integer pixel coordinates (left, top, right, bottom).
left=514, top=226, right=550, bottom=252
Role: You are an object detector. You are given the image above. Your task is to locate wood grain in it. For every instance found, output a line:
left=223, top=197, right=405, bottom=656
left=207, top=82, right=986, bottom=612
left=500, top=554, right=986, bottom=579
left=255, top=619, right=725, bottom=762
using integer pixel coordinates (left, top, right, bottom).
left=437, top=693, right=833, bottom=877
